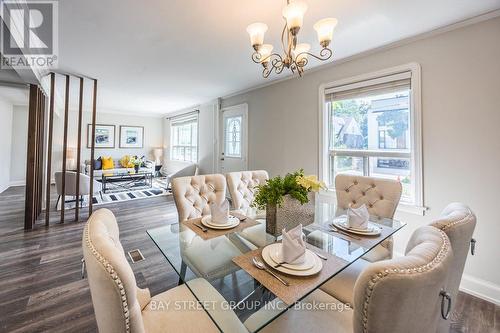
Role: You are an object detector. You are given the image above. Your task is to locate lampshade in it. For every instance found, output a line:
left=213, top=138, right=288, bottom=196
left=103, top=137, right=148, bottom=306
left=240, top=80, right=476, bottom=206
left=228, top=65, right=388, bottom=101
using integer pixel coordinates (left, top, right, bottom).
left=293, top=43, right=310, bottom=63
left=246, top=22, right=268, bottom=47
left=313, top=18, right=338, bottom=46
left=282, top=1, right=308, bottom=31
left=153, top=148, right=163, bottom=165
left=259, top=44, right=273, bottom=63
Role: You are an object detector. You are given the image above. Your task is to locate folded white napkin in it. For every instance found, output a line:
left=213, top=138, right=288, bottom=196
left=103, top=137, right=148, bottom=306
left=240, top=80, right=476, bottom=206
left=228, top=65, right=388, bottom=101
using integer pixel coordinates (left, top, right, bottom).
left=209, top=200, right=229, bottom=225
left=347, top=204, right=369, bottom=229
left=281, top=224, right=306, bottom=264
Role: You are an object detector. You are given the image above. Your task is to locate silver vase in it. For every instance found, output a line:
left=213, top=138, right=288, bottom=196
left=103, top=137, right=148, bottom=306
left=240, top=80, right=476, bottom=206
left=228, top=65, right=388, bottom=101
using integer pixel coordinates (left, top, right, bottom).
left=266, top=192, right=315, bottom=237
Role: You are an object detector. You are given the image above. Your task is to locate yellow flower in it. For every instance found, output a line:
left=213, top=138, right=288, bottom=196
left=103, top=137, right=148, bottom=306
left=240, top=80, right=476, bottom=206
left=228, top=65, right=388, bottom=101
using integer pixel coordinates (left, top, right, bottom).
left=296, top=174, right=326, bottom=192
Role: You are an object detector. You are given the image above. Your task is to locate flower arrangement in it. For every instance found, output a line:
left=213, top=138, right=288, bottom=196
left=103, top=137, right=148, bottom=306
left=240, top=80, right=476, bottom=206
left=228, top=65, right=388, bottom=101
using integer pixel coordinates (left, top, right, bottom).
left=129, top=156, right=145, bottom=172
left=253, top=169, right=326, bottom=210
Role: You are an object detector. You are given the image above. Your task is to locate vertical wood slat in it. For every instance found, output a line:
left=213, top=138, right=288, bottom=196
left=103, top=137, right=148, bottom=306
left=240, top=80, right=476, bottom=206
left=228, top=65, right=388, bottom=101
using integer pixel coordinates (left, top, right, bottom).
left=88, top=79, right=97, bottom=216
left=75, top=77, right=84, bottom=221
left=45, top=73, right=56, bottom=226
left=60, top=75, right=70, bottom=224
left=36, top=90, right=45, bottom=216
left=24, top=85, right=39, bottom=230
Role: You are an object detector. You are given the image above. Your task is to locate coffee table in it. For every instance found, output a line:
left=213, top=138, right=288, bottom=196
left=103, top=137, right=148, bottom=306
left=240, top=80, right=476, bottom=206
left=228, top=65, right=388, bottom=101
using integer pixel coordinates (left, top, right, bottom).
left=100, top=171, right=153, bottom=193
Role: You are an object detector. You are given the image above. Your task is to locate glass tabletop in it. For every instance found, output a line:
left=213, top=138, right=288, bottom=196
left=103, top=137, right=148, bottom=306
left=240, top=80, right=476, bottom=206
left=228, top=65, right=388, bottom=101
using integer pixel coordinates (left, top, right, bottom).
left=147, top=192, right=406, bottom=332
left=101, top=170, right=152, bottom=177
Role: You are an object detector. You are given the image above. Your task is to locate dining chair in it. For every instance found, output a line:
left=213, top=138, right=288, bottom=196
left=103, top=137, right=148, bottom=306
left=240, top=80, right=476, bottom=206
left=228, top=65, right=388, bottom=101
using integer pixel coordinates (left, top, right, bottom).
left=430, top=202, right=476, bottom=333
left=245, top=226, right=453, bottom=333
left=171, top=174, right=244, bottom=281
left=82, top=208, right=247, bottom=333
left=55, top=171, right=103, bottom=209
left=226, top=170, right=269, bottom=213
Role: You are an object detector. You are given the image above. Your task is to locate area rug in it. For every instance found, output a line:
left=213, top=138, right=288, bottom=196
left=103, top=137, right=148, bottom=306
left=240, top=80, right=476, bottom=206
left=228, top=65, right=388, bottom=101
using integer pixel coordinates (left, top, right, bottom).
left=60, top=177, right=171, bottom=210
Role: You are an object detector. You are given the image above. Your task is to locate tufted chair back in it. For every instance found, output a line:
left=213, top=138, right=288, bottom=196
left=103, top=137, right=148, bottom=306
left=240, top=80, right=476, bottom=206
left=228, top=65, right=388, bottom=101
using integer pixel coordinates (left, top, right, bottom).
left=335, top=174, right=402, bottom=219
left=226, top=170, right=269, bottom=211
left=83, top=209, right=150, bottom=333
left=430, top=203, right=476, bottom=333
left=172, top=174, right=227, bottom=222
left=353, top=226, right=453, bottom=333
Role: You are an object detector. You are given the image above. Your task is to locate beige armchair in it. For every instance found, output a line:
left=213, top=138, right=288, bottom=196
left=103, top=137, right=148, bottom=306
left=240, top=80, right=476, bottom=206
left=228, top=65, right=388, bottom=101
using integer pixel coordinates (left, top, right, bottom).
left=55, top=171, right=102, bottom=209
left=430, top=202, right=476, bottom=333
left=82, top=208, right=246, bottom=333
left=245, top=226, right=453, bottom=333
left=171, top=174, right=243, bottom=281
left=226, top=170, right=269, bottom=212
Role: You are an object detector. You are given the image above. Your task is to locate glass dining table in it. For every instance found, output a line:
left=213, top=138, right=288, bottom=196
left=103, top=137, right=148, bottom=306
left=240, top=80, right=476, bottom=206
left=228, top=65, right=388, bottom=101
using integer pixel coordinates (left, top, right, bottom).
left=147, top=193, right=406, bottom=332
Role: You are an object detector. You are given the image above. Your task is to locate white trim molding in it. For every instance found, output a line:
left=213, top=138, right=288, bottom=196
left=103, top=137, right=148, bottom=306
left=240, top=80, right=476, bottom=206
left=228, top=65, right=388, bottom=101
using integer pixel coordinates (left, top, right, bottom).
left=318, top=63, right=425, bottom=215
left=460, top=274, right=500, bottom=306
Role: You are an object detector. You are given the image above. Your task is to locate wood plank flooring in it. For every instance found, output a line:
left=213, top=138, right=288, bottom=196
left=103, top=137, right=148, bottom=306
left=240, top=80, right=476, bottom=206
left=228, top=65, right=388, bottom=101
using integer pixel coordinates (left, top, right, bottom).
left=0, top=185, right=498, bottom=332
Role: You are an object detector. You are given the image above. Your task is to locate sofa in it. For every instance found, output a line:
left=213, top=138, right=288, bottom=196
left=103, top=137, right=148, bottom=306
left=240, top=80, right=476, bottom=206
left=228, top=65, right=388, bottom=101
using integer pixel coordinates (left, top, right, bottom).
left=84, top=157, right=155, bottom=178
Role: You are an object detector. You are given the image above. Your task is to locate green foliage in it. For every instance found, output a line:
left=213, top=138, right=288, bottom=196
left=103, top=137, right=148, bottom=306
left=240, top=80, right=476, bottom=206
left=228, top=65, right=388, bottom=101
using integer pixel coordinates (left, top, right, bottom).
left=377, top=110, right=409, bottom=139
left=253, top=169, right=310, bottom=210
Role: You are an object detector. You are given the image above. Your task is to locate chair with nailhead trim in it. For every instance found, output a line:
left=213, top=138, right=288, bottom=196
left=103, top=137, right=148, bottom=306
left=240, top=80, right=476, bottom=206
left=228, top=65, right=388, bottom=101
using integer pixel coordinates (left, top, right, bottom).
left=171, top=174, right=244, bottom=281
left=226, top=170, right=269, bottom=213
left=244, top=226, right=453, bottom=333
left=83, top=208, right=248, bottom=333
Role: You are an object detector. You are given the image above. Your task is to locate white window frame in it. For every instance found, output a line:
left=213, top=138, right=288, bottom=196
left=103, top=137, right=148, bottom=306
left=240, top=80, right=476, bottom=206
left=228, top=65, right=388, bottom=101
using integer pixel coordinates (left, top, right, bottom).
left=169, top=112, right=199, bottom=163
left=318, top=63, right=426, bottom=215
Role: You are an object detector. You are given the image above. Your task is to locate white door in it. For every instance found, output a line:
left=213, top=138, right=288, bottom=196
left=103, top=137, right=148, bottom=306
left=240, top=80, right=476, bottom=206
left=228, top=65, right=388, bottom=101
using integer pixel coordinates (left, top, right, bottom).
left=219, top=104, right=248, bottom=173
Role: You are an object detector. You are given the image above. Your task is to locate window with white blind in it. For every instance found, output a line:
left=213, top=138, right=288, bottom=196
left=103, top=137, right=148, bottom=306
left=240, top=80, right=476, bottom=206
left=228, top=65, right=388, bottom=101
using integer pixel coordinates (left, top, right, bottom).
left=320, top=64, right=423, bottom=212
left=170, top=112, right=198, bottom=163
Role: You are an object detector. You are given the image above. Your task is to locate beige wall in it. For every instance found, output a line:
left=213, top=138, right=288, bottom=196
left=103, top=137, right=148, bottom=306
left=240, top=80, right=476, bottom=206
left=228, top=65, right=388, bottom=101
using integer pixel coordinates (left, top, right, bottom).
left=0, top=98, right=13, bottom=193
left=222, top=17, right=500, bottom=303
left=10, top=105, right=28, bottom=184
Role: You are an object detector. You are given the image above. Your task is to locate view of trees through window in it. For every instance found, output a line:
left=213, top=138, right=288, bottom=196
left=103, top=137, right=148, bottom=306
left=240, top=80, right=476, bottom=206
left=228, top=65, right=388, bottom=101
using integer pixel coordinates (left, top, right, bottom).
left=170, top=119, right=198, bottom=162
left=328, top=89, right=413, bottom=202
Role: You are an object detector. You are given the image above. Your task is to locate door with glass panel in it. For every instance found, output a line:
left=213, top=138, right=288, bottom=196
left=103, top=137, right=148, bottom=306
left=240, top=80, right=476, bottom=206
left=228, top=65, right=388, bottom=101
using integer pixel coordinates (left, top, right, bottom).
left=219, top=104, right=248, bottom=173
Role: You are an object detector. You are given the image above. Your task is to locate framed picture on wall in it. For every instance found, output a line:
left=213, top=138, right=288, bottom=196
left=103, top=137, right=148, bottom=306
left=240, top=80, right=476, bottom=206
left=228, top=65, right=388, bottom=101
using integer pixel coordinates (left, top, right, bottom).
left=87, top=124, right=115, bottom=148
left=119, top=126, right=144, bottom=148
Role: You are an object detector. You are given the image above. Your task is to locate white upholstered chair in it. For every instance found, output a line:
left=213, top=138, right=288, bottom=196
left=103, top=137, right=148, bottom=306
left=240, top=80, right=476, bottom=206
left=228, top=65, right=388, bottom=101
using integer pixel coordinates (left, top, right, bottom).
left=82, top=208, right=247, bottom=333
left=430, top=203, right=476, bottom=333
left=226, top=170, right=269, bottom=213
left=171, top=174, right=243, bottom=280
left=322, top=201, right=476, bottom=322
left=55, top=171, right=102, bottom=209
left=245, top=226, right=453, bottom=333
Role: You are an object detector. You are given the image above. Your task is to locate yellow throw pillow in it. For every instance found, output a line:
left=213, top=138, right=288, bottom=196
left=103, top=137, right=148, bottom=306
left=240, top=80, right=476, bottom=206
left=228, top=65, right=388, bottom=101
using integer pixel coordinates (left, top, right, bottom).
left=120, top=155, right=130, bottom=168
left=102, top=156, right=114, bottom=170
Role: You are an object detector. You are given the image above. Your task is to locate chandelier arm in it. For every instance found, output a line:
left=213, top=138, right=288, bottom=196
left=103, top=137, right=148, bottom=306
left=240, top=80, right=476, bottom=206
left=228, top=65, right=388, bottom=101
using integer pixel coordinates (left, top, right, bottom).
left=294, top=48, right=333, bottom=68
left=281, top=20, right=288, bottom=56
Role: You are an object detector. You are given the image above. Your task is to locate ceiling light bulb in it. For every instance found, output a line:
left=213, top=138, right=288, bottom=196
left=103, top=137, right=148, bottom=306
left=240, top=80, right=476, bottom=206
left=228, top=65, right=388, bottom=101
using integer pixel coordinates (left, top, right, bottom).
left=246, top=23, right=268, bottom=49
left=313, top=18, right=338, bottom=47
left=293, top=43, right=311, bottom=63
left=259, top=44, right=273, bottom=63
left=282, top=1, right=308, bottom=33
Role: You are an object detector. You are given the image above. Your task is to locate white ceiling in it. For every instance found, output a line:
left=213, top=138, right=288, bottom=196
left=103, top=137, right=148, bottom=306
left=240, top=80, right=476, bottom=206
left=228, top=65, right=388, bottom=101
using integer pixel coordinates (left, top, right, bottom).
left=56, top=0, right=500, bottom=115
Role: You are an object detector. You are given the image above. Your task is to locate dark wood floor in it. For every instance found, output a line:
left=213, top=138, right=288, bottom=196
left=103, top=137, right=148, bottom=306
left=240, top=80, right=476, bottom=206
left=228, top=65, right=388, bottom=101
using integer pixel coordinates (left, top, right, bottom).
left=0, top=186, right=498, bottom=333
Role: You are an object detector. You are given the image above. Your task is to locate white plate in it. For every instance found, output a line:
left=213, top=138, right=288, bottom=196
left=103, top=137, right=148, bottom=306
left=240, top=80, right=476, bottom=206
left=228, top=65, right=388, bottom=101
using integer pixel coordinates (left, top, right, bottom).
left=267, top=243, right=315, bottom=271
left=201, top=215, right=240, bottom=229
left=262, top=245, right=323, bottom=276
left=333, top=220, right=382, bottom=236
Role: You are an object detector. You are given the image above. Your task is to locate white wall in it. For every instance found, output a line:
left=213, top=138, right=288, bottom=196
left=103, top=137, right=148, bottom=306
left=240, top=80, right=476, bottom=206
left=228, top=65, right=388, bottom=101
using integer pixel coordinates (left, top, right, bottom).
left=0, top=98, right=13, bottom=193
left=9, top=105, right=28, bottom=185
left=222, top=17, right=500, bottom=303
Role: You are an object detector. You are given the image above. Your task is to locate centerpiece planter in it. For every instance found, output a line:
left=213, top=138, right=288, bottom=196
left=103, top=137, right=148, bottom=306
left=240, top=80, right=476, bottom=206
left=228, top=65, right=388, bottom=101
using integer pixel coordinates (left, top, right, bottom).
left=253, top=169, right=325, bottom=237
left=265, top=192, right=315, bottom=237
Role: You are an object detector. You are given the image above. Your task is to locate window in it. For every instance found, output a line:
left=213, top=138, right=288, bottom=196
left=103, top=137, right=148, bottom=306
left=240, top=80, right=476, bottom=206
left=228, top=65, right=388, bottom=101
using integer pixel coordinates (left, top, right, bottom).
left=170, top=113, right=198, bottom=162
left=224, top=116, right=242, bottom=158
left=321, top=64, right=423, bottom=209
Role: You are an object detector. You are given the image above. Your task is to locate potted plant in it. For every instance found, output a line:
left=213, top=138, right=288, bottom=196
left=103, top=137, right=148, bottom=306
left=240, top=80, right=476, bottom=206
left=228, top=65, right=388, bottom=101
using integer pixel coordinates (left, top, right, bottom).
left=253, top=169, right=326, bottom=236
left=130, top=156, right=144, bottom=173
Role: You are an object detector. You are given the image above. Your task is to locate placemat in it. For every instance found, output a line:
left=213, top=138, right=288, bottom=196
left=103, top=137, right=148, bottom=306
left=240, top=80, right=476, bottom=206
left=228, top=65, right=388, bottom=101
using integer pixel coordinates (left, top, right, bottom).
left=232, top=244, right=348, bottom=305
left=182, top=211, right=261, bottom=240
left=306, top=222, right=395, bottom=249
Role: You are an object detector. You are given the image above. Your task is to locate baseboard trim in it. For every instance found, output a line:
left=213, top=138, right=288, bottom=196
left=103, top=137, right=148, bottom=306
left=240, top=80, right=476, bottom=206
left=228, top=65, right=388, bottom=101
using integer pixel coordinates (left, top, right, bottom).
left=9, top=180, right=26, bottom=187
left=460, top=274, right=500, bottom=305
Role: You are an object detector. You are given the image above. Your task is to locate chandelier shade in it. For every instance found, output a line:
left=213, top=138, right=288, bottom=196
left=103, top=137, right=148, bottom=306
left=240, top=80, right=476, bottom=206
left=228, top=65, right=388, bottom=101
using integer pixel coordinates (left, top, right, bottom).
left=246, top=0, right=337, bottom=78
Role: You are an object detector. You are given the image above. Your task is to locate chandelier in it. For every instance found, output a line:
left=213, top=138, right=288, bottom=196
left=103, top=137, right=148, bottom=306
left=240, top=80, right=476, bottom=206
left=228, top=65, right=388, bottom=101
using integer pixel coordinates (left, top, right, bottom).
left=246, top=0, right=337, bottom=78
